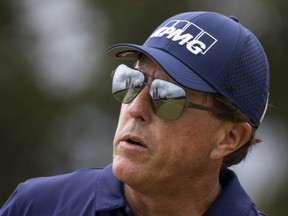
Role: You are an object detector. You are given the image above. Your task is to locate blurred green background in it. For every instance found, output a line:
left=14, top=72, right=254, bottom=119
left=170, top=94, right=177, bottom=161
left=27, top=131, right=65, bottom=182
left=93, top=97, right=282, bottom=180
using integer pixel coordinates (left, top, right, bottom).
left=1, top=0, right=287, bottom=215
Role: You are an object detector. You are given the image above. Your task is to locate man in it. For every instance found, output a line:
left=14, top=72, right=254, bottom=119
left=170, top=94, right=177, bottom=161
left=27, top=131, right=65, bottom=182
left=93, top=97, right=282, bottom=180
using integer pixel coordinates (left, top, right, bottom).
left=0, top=11, right=269, bottom=215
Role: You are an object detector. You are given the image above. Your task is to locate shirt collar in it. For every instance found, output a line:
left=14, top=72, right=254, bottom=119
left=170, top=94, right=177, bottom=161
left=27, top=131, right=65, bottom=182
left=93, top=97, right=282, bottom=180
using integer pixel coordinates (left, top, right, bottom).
left=95, top=164, right=127, bottom=212
left=204, top=168, right=255, bottom=216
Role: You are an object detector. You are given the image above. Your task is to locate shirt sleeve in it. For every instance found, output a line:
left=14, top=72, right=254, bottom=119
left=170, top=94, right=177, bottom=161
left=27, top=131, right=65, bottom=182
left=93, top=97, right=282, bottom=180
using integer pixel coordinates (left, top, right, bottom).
left=0, top=185, right=20, bottom=216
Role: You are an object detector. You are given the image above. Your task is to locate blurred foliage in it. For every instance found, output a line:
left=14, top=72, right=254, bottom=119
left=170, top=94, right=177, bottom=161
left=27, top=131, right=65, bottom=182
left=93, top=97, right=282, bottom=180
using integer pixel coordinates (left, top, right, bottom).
left=0, top=0, right=69, bottom=205
left=0, top=0, right=287, bottom=215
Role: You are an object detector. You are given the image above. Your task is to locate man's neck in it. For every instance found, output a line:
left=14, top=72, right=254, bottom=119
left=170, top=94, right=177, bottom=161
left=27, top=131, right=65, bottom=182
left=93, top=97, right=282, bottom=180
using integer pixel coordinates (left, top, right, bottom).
left=124, top=175, right=222, bottom=216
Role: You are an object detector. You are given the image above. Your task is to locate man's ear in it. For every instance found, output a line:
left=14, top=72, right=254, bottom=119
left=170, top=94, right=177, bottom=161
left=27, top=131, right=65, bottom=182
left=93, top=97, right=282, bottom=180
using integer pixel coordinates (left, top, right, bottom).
left=210, top=122, right=252, bottom=160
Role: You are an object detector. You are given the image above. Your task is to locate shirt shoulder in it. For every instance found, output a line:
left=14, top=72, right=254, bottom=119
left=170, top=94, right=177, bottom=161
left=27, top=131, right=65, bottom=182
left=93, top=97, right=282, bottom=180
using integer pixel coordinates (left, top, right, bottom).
left=20, top=167, right=102, bottom=194
left=0, top=167, right=104, bottom=216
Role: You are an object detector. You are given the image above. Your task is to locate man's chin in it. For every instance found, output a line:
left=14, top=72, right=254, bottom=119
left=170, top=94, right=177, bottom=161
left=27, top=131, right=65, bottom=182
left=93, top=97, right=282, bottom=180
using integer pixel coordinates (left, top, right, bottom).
left=112, top=158, right=145, bottom=184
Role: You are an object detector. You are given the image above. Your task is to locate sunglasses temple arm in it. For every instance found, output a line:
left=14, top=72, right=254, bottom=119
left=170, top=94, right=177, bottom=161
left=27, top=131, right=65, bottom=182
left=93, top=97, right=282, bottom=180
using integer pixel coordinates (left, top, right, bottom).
left=188, top=102, right=232, bottom=116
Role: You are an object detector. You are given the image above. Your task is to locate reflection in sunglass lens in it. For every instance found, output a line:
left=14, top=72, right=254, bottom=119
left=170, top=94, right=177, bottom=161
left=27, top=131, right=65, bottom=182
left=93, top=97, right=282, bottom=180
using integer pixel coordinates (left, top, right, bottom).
left=112, top=64, right=145, bottom=103
left=150, top=79, right=186, bottom=120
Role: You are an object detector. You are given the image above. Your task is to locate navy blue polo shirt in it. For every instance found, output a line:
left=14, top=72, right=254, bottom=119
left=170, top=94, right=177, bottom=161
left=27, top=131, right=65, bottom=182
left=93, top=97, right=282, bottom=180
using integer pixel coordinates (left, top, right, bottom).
left=0, top=164, right=265, bottom=216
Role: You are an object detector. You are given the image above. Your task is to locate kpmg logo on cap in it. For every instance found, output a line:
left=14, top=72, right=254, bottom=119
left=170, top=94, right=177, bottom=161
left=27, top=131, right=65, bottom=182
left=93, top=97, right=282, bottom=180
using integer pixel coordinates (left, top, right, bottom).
left=150, top=20, right=218, bottom=55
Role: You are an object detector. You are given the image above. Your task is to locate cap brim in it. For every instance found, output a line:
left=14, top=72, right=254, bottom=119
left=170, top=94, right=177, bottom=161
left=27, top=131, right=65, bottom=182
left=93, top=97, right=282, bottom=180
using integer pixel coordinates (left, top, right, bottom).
left=107, top=43, right=217, bottom=93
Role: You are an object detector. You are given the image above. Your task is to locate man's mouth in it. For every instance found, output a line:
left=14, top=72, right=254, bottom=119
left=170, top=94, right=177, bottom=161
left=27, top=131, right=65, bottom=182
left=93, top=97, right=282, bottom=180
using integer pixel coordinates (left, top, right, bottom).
left=123, top=135, right=147, bottom=148
left=127, top=138, right=144, bottom=146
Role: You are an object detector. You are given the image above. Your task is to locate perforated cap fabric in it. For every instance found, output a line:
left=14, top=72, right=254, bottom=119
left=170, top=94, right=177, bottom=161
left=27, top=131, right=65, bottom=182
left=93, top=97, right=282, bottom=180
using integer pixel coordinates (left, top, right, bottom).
left=107, top=11, right=270, bottom=127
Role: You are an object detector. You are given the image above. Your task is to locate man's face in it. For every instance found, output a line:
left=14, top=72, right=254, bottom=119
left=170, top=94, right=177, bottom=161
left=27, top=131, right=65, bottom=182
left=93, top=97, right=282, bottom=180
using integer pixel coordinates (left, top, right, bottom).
left=112, top=56, right=228, bottom=192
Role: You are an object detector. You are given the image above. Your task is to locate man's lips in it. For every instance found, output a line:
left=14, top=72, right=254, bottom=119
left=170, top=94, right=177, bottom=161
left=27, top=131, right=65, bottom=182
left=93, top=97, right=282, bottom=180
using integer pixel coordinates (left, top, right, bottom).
left=122, top=134, right=147, bottom=148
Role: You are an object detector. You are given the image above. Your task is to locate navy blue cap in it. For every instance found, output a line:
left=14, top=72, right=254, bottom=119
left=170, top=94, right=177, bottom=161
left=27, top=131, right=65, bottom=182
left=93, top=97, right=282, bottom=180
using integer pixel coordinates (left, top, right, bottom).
left=107, top=11, right=270, bottom=127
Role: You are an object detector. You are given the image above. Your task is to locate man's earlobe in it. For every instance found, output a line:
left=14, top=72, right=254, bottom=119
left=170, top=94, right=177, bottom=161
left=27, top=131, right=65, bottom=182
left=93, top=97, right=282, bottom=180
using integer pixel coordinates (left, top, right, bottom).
left=210, top=122, right=252, bottom=160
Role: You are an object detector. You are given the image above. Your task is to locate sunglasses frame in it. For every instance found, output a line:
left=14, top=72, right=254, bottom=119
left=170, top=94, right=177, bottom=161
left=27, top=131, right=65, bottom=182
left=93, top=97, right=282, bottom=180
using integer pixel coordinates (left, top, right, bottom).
left=112, top=64, right=233, bottom=120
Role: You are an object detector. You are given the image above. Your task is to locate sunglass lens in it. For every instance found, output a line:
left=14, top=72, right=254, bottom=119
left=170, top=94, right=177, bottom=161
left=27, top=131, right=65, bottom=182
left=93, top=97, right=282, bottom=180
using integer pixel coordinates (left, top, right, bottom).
left=112, top=64, right=145, bottom=103
left=150, top=79, right=186, bottom=120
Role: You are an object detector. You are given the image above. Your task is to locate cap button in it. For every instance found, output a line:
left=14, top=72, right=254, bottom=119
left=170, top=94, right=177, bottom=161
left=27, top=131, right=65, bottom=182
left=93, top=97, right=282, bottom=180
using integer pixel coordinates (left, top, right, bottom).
left=229, top=16, right=239, bottom=22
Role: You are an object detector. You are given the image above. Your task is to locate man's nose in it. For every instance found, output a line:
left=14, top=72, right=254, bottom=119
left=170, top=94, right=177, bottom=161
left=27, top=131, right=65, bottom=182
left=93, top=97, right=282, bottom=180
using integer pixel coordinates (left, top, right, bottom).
left=127, top=86, right=153, bottom=122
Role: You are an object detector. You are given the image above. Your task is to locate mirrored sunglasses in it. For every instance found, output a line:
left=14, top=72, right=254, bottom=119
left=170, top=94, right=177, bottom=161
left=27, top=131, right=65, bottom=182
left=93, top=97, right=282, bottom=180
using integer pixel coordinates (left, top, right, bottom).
left=112, top=64, right=231, bottom=120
